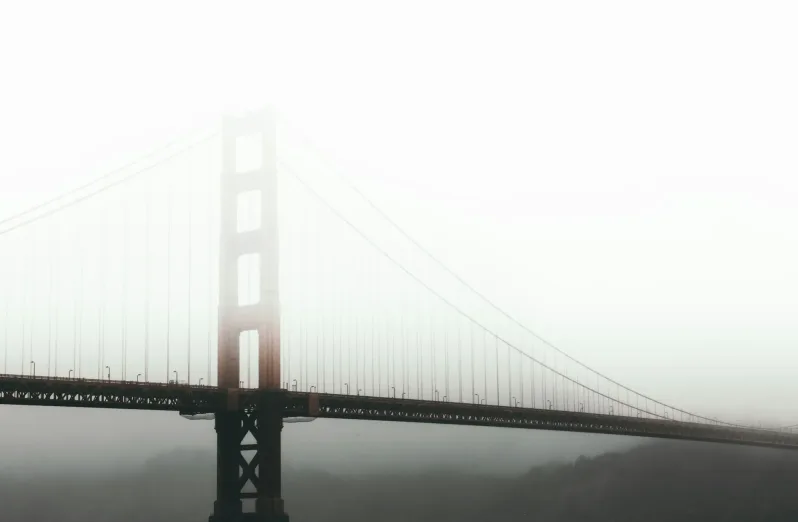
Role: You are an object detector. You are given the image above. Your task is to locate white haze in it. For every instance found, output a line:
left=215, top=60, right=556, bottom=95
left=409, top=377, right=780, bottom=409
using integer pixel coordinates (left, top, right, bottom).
left=1, top=1, right=797, bottom=477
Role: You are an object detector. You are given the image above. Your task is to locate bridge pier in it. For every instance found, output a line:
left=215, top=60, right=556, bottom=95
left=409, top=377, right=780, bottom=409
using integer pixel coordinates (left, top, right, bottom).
left=209, top=406, right=288, bottom=522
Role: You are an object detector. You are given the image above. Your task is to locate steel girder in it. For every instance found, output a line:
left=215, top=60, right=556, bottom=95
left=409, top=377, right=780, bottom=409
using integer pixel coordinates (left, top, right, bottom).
left=3, top=374, right=798, bottom=451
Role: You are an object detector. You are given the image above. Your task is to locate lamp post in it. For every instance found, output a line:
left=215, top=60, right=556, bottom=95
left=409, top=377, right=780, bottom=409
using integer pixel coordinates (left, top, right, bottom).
left=105, top=366, right=110, bottom=381
left=68, top=369, right=73, bottom=379
left=136, top=373, right=142, bottom=383
left=30, top=361, right=35, bottom=377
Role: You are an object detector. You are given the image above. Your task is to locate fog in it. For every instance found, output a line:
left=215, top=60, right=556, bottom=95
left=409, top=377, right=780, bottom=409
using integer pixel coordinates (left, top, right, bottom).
left=1, top=0, right=798, bottom=499
left=1, top=406, right=638, bottom=478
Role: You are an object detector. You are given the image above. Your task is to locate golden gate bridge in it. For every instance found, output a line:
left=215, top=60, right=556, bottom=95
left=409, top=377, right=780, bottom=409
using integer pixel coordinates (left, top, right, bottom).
left=1, top=109, right=797, bottom=521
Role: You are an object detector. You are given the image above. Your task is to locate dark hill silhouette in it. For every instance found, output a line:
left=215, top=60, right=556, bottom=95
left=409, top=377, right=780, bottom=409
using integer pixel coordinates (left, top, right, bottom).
left=2, top=440, right=798, bottom=521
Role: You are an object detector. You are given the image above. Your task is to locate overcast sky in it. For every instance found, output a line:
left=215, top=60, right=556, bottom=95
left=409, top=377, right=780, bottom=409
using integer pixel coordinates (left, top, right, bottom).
left=1, top=1, right=798, bottom=472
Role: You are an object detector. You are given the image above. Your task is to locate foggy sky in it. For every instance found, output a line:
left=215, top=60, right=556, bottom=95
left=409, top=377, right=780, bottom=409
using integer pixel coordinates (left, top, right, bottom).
left=1, top=1, right=798, bottom=475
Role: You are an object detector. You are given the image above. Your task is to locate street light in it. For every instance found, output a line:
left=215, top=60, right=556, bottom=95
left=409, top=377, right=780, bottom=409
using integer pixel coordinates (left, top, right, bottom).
left=390, top=386, right=395, bottom=398
left=512, top=396, right=518, bottom=407
left=357, top=389, right=362, bottom=396
left=310, top=386, right=316, bottom=393
left=474, top=393, right=480, bottom=404
left=401, top=392, right=406, bottom=399
left=547, top=400, right=552, bottom=410
left=29, top=361, right=35, bottom=377
left=68, top=369, right=73, bottom=379
left=105, top=366, right=110, bottom=381
left=173, top=370, right=178, bottom=384
left=344, top=383, right=349, bottom=394
left=435, top=389, right=439, bottom=401
left=199, top=377, right=204, bottom=386
left=292, top=379, right=298, bottom=391
left=136, top=373, right=142, bottom=383
left=579, top=402, right=584, bottom=412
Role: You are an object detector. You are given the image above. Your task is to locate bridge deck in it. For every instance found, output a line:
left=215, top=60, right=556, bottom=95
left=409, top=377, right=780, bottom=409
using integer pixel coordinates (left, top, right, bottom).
left=2, top=374, right=797, bottom=450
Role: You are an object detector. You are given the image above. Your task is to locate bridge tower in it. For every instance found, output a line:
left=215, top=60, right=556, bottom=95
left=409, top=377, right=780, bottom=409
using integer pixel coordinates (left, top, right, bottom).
left=210, top=109, right=288, bottom=522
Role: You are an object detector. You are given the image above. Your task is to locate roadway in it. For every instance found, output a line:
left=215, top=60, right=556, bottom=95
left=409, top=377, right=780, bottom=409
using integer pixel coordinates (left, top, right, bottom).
left=2, top=373, right=798, bottom=450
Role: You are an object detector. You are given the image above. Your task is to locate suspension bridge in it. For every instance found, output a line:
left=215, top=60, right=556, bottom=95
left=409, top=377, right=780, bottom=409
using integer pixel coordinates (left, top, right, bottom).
left=1, top=108, right=796, bottom=521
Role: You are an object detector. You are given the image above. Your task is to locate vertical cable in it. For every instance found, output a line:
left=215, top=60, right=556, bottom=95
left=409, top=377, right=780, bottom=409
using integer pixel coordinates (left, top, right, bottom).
left=494, top=335, right=500, bottom=406
left=378, top=328, right=383, bottom=397
left=564, top=369, right=570, bottom=411
left=553, top=354, right=558, bottom=409
left=507, top=343, right=512, bottom=406
left=99, top=215, right=106, bottom=379
left=187, top=164, right=193, bottom=386
left=21, top=244, right=27, bottom=375
left=400, top=316, right=404, bottom=398
left=21, top=319, right=26, bottom=375
left=72, top=245, right=79, bottom=378
left=207, top=143, right=213, bottom=387
left=122, top=195, right=128, bottom=380
left=544, top=351, right=550, bottom=409
left=431, top=310, right=438, bottom=399
left=391, top=332, right=396, bottom=397
left=416, top=331, right=421, bottom=400
left=77, top=262, right=84, bottom=378
left=144, top=195, right=151, bottom=382
left=444, top=331, right=449, bottom=400
left=470, top=323, right=475, bottom=403
left=3, top=287, right=8, bottom=373
left=47, top=228, right=54, bottom=377
left=483, top=329, right=487, bottom=404
left=24, top=236, right=33, bottom=374
left=96, top=307, right=102, bottom=379
left=457, top=325, right=462, bottom=403
left=331, top=322, right=336, bottom=392
left=338, top=316, right=343, bottom=394
left=416, top=286, right=421, bottom=399
left=166, top=188, right=172, bottom=382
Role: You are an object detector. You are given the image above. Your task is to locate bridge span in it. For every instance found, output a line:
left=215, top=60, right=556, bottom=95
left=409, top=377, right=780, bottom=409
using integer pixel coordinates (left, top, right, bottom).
left=3, top=373, right=797, bottom=451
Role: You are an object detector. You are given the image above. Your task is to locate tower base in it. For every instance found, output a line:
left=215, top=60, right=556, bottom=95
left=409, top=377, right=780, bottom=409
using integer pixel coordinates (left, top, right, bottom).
left=209, top=515, right=289, bottom=522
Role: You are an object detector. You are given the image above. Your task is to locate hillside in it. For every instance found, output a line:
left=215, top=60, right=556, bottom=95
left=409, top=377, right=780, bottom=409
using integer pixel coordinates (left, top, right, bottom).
left=2, top=441, right=797, bottom=521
